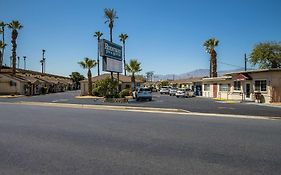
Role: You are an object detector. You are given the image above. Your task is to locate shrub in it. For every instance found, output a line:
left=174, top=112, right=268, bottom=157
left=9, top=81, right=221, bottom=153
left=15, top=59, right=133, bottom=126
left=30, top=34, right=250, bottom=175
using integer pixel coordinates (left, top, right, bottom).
left=119, top=89, right=130, bottom=98
left=94, top=77, right=118, bottom=97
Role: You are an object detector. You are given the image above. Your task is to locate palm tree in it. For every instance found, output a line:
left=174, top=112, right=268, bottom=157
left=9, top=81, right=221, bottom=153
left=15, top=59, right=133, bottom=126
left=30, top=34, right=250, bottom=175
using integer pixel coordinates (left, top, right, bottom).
left=203, top=38, right=219, bottom=77
left=78, top=57, right=97, bottom=96
left=0, top=41, right=7, bottom=72
left=125, top=59, right=142, bottom=90
left=104, top=8, right=118, bottom=42
left=94, top=31, right=103, bottom=76
left=8, top=20, right=23, bottom=75
left=119, top=33, right=128, bottom=76
left=0, top=21, right=6, bottom=71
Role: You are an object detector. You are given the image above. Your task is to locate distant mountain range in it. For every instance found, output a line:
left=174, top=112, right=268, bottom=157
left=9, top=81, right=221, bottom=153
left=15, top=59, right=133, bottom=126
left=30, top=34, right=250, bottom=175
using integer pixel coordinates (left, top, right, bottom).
left=153, top=68, right=245, bottom=81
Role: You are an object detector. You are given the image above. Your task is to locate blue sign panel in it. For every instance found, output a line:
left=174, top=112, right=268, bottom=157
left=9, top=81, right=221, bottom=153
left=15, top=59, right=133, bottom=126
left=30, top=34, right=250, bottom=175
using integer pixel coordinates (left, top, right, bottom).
left=99, top=39, right=122, bottom=61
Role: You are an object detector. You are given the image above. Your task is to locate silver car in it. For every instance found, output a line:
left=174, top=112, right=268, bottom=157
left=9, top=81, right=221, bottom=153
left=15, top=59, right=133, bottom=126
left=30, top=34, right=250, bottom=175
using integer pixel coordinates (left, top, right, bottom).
left=169, top=88, right=178, bottom=96
left=133, top=87, right=152, bottom=101
left=175, top=88, right=195, bottom=98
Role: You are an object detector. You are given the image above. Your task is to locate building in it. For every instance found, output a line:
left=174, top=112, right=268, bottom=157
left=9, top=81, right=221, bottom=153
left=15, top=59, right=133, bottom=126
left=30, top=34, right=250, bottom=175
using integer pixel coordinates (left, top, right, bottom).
left=80, top=74, right=144, bottom=96
left=0, top=66, right=73, bottom=95
left=202, top=69, right=281, bottom=103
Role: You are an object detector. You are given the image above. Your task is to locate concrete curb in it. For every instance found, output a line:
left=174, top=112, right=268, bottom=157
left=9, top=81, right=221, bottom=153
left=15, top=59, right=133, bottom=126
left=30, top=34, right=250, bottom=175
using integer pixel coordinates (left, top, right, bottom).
left=0, top=101, right=280, bottom=121
left=5, top=101, right=190, bottom=114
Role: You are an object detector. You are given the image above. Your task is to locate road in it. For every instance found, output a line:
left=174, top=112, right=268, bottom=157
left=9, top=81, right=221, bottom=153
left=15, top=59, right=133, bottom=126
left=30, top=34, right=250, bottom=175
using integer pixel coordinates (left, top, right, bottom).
left=1, top=90, right=281, bottom=117
left=0, top=103, right=281, bottom=175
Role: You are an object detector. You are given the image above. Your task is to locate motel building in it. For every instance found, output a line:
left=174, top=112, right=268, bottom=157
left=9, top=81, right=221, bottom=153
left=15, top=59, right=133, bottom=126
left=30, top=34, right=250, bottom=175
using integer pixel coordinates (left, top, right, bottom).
left=0, top=66, right=74, bottom=96
left=202, top=68, right=281, bottom=103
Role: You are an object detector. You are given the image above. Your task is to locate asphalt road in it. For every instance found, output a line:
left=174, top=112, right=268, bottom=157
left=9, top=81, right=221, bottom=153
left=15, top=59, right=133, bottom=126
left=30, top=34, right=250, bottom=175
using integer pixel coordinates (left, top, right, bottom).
left=0, top=103, right=281, bottom=175
left=1, top=90, right=281, bottom=117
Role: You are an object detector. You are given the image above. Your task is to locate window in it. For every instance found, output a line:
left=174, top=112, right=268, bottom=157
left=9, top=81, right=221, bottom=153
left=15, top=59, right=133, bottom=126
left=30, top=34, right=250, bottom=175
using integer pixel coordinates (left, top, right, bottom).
left=204, top=84, right=210, bottom=91
left=255, top=80, right=267, bottom=91
left=234, top=81, right=241, bottom=91
left=219, top=84, right=230, bottom=91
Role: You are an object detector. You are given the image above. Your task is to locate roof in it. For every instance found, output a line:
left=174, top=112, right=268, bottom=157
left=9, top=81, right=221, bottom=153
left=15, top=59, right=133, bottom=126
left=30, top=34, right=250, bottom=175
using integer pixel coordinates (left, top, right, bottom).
left=169, top=77, right=203, bottom=84
left=1, top=66, right=71, bottom=80
left=81, top=74, right=144, bottom=83
left=202, top=76, right=232, bottom=82
left=224, top=68, right=281, bottom=75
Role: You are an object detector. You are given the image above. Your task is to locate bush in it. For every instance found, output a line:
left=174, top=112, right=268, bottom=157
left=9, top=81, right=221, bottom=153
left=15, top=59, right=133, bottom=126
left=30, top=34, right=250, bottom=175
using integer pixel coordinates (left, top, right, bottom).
left=119, top=89, right=130, bottom=98
left=94, top=77, right=118, bottom=97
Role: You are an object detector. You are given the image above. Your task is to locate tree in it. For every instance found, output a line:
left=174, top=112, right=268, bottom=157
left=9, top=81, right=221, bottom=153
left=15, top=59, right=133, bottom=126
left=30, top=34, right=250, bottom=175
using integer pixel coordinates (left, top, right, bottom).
left=145, top=71, right=154, bottom=82
left=0, top=41, right=7, bottom=72
left=94, top=31, right=103, bottom=76
left=104, top=8, right=118, bottom=42
left=78, top=57, right=97, bottom=96
left=8, top=20, right=23, bottom=75
left=203, top=38, right=219, bottom=77
left=104, top=8, right=118, bottom=81
left=0, top=21, right=6, bottom=71
left=125, top=59, right=142, bottom=90
left=160, top=80, right=169, bottom=87
left=69, top=72, right=85, bottom=90
left=250, top=42, right=281, bottom=69
left=94, top=77, right=118, bottom=98
left=119, top=33, right=128, bottom=75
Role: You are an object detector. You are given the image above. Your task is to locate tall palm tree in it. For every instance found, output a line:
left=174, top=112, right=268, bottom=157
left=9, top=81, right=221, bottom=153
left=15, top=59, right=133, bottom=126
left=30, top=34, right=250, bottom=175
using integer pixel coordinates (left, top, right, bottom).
left=78, top=57, right=97, bottom=96
left=8, top=20, right=23, bottom=75
left=203, top=38, right=219, bottom=77
left=104, top=8, right=118, bottom=42
left=125, top=59, right=142, bottom=90
left=0, top=41, right=7, bottom=72
left=119, top=33, right=128, bottom=76
left=94, top=31, right=103, bottom=76
left=0, top=21, right=6, bottom=71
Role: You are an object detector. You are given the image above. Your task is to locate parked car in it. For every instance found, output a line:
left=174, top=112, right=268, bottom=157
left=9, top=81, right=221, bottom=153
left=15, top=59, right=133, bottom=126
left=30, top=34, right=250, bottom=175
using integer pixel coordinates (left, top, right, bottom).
left=169, top=87, right=178, bottom=96
left=160, top=86, right=170, bottom=94
left=175, top=88, right=195, bottom=98
left=133, top=87, right=152, bottom=101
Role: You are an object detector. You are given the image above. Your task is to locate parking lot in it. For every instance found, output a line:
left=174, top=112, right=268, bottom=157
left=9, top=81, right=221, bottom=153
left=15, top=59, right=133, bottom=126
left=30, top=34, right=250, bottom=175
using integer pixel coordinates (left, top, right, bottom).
left=1, top=90, right=281, bottom=117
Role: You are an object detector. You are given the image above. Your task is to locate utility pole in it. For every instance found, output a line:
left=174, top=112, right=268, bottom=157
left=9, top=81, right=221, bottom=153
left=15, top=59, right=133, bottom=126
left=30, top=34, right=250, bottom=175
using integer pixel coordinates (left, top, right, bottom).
left=244, top=53, right=247, bottom=71
left=17, top=56, right=20, bottom=68
left=23, top=56, right=26, bottom=70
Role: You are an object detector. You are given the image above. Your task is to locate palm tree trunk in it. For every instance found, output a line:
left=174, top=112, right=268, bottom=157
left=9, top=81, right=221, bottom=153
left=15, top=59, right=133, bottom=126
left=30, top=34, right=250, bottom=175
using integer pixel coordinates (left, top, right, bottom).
left=110, top=26, right=113, bottom=42
left=97, top=39, right=100, bottom=76
left=0, top=26, right=5, bottom=72
left=211, top=50, right=217, bottom=77
left=123, top=42, right=126, bottom=76
left=0, top=50, right=2, bottom=72
left=88, top=69, right=93, bottom=96
left=11, top=30, right=18, bottom=76
left=132, top=73, right=135, bottom=91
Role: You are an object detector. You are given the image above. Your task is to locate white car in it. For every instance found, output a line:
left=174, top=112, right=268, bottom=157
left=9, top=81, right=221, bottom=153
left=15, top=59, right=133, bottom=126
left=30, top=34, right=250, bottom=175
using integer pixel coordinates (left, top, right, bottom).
left=160, top=86, right=170, bottom=94
left=175, top=88, right=195, bottom=98
left=169, top=88, right=178, bottom=96
left=133, top=87, right=152, bottom=101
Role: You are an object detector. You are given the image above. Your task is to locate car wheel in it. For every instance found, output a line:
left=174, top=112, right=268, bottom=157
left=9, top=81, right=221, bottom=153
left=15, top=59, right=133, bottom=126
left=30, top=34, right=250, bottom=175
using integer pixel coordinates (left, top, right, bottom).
left=136, top=98, right=140, bottom=101
left=149, top=98, right=152, bottom=101
left=176, top=96, right=179, bottom=98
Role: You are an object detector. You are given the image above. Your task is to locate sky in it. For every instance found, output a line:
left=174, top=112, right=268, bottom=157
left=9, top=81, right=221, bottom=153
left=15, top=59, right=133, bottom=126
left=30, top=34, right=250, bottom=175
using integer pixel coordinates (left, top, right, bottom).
left=1, top=0, right=281, bottom=77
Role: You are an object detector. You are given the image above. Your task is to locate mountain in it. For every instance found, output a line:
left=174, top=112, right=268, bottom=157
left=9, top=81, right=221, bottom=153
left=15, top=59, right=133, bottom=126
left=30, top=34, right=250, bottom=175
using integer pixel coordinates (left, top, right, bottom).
left=153, top=68, right=245, bottom=81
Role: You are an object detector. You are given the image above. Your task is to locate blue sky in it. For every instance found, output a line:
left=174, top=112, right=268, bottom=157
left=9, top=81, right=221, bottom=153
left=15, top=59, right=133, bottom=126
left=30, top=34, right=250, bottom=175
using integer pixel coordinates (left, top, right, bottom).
left=1, top=0, right=281, bottom=77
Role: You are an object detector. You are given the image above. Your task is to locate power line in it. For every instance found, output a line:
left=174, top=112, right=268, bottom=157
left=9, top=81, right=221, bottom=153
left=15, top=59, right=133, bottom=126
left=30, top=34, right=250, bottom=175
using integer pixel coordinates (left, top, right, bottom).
left=217, top=61, right=244, bottom=69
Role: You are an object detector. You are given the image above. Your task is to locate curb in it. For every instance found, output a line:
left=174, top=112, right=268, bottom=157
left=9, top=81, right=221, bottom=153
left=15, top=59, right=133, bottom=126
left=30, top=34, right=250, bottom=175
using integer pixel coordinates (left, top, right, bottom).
left=0, top=101, right=280, bottom=120
left=4, top=101, right=190, bottom=114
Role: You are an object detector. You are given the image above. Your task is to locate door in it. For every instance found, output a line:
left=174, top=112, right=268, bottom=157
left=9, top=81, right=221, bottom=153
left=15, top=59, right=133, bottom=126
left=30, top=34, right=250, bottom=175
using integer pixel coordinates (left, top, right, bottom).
left=213, top=83, right=217, bottom=98
left=245, top=83, right=251, bottom=98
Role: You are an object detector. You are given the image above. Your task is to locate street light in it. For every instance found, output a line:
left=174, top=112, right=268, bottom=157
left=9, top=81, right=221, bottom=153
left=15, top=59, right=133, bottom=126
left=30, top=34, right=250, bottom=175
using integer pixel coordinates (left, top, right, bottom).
left=41, top=49, right=46, bottom=73
left=23, top=56, right=26, bottom=70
